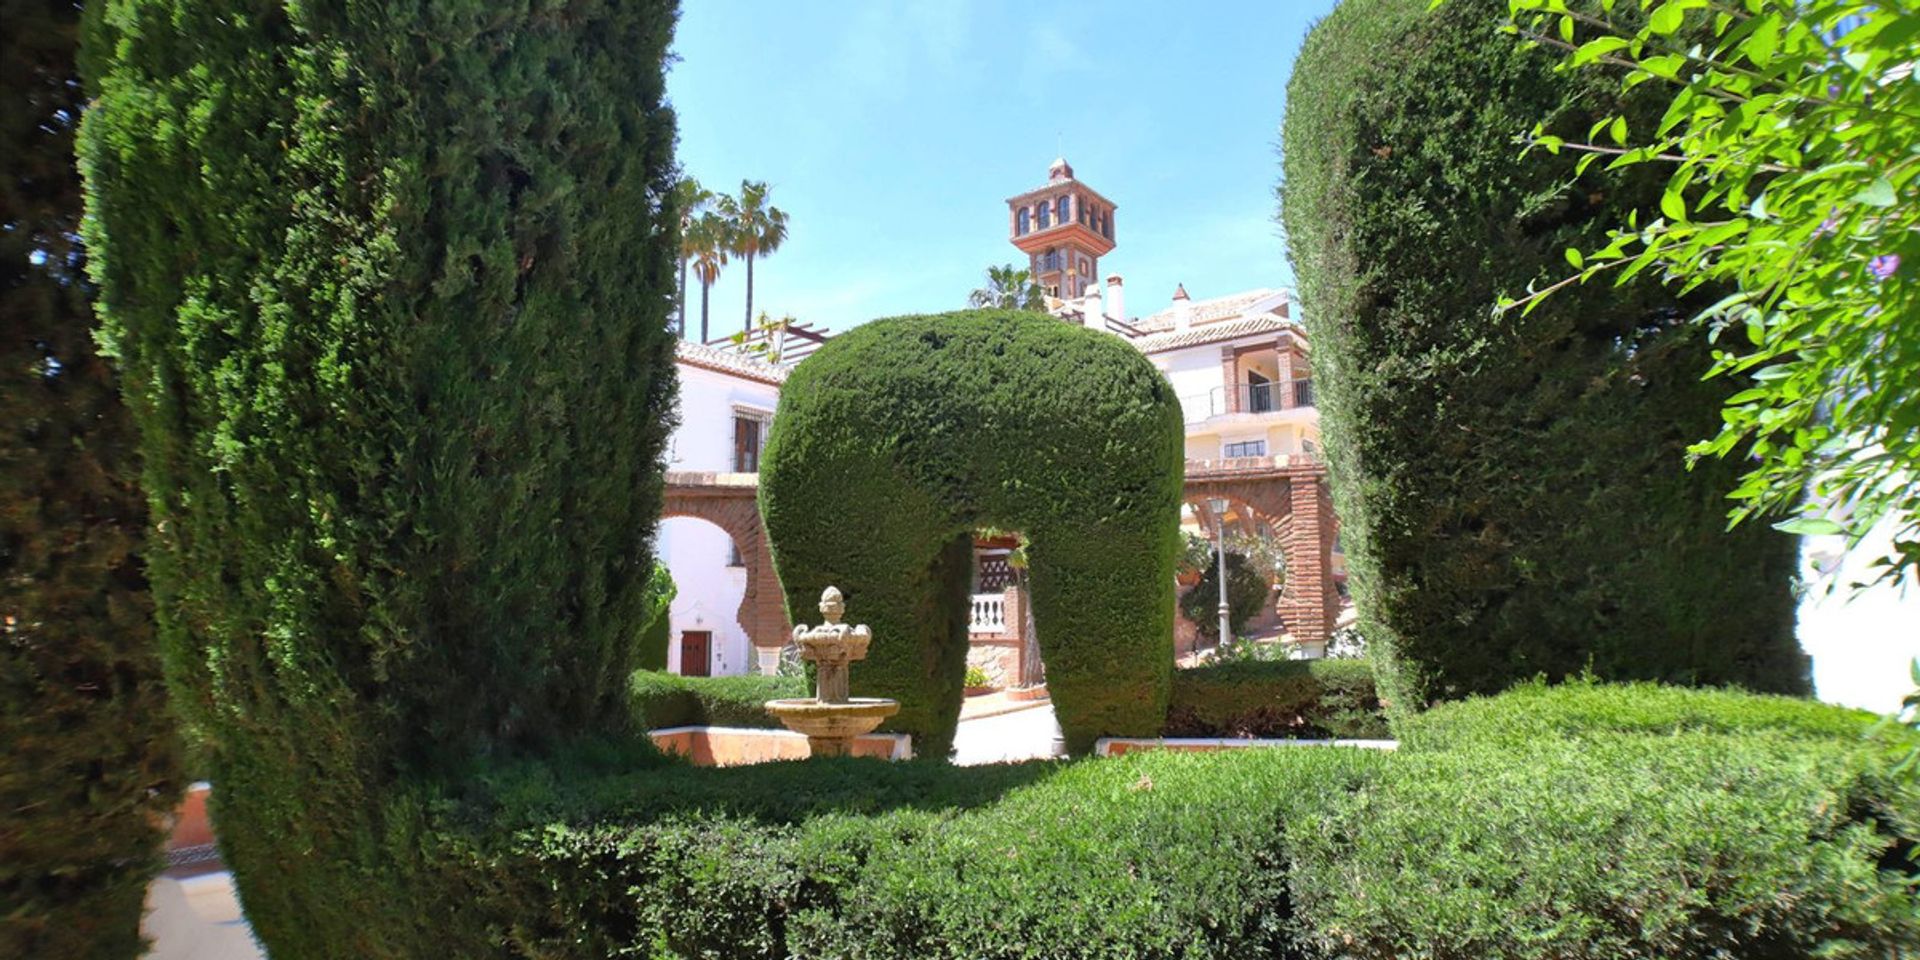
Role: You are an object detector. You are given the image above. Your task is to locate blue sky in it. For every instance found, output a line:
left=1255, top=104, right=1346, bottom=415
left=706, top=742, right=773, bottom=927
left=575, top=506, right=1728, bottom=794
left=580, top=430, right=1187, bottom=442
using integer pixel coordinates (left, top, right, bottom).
left=667, top=0, right=1340, bottom=339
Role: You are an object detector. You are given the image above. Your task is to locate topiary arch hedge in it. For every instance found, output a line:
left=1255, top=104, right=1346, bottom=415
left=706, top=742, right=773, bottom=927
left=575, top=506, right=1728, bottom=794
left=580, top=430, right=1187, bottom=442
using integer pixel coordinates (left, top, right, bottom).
left=759, top=310, right=1186, bottom=756
left=1279, top=0, right=1808, bottom=713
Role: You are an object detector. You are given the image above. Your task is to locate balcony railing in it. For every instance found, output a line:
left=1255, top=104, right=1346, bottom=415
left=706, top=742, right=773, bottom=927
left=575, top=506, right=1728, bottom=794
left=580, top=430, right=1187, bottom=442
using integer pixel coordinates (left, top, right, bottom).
left=1206, top=379, right=1315, bottom=418
left=970, top=593, right=1008, bottom=634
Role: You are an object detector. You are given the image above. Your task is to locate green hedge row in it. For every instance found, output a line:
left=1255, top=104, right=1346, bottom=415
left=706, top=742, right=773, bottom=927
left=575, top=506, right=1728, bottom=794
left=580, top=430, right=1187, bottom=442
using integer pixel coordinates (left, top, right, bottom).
left=411, top=683, right=1914, bottom=959
left=1, top=4, right=181, bottom=956
left=1279, top=0, right=1808, bottom=712
left=1164, top=659, right=1388, bottom=739
left=760, top=310, right=1186, bottom=756
left=630, top=670, right=805, bottom=730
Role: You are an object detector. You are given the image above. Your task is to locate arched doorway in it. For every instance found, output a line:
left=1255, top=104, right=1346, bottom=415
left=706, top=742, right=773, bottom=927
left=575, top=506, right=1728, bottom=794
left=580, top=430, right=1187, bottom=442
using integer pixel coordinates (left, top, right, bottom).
left=662, top=472, right=790, bottom=674
left=1183, top=459, right=1341, bottom=654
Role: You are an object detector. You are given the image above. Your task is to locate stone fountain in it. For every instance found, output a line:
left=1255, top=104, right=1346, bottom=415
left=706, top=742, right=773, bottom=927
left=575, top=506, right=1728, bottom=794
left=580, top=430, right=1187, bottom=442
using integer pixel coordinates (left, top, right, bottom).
left=765, top=587, right=900, bottom=757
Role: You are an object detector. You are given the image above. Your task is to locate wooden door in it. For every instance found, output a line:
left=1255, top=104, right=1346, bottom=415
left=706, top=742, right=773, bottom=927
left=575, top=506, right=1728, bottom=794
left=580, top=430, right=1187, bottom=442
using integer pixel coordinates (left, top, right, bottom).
left=679, top=631, right=711, bottom=677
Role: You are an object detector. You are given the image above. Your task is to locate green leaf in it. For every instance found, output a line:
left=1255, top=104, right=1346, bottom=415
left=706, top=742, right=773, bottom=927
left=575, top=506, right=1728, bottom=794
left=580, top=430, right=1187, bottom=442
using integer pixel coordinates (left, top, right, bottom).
left=1661, top=186, right=1688, bottom=222
left=1607, top=115, right=1628, bottom=145
left=1855, top=178, right=1895, bottom=207
left=1771, top=516, right=1846, bottom=536
left=1565, top=247, right=1584, bottom=268
left=1571, top=36, right=1630, bottom=66
left=1648, top=3, right=1685, bottom=35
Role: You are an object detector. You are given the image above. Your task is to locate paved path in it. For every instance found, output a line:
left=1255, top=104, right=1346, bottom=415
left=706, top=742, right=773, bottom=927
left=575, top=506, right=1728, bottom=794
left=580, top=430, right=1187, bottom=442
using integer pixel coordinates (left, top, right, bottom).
left=951, top=702, right=1061, bottom=765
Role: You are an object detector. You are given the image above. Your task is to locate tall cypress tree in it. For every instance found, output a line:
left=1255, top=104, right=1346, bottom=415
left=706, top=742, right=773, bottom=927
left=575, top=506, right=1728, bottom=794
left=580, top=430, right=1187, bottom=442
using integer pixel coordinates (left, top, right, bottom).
left=1, top=1, right=182, bottom=957
left=1281, top=0, right=1808, bottom=712
left=80, top=1, right=681, bottom=953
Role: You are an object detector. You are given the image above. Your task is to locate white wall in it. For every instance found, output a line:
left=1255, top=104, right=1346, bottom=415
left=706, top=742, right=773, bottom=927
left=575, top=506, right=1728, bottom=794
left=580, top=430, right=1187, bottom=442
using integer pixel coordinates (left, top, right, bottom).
left=658, top=360, right=779, bottom=676
left=1799, top=521, right=1920, bottom=713
left=1152, top=348, right=1223, bottom=424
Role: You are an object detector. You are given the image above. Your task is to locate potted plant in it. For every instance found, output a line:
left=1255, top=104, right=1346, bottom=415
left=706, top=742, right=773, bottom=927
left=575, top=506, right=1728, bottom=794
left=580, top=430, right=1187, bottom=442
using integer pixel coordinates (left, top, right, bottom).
left=964, top=665, right=996, bottom=697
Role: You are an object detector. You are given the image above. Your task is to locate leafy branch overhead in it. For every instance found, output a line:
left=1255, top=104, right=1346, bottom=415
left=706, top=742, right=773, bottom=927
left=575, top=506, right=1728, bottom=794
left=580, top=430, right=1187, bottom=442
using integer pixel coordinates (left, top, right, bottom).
left=1497, top=0, right=1920, bottom=584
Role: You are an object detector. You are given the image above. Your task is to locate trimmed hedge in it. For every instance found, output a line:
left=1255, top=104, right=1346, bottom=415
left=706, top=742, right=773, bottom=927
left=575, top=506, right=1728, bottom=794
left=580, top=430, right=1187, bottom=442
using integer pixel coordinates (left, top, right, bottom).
left=630, top=669, right=805, bottom=729
left=78, top=2, right=681, bottom=956
left=1164, top=658, right=1387, bottom=739
left=760, top=310, right=1186, bottom=756
left=1, top=5, right=181, bottom=955
left=410, top=684, right=1914, bottom=958
left=1279, top=0, right=1807, bottom=712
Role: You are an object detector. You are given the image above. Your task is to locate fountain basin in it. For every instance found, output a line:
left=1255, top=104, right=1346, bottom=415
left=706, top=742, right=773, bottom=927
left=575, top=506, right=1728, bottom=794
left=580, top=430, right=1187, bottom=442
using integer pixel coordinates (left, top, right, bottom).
left=764, top=697, right=900, bottom=742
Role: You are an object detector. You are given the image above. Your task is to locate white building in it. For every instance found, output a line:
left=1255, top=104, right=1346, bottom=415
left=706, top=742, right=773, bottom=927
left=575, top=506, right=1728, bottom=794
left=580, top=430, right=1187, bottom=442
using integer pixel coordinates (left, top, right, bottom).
left=658, top=340, right=783, bottom=676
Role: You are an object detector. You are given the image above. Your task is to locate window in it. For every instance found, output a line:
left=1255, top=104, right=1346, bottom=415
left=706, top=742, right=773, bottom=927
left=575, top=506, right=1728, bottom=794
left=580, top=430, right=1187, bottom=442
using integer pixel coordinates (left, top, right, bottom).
left=1078, top=197, right=1089, bottom=225
left=733, top=414, right=767, bottom=472
left=1017, top=208, right=1030, bottom=235
left=1223, top=439, right=1266, bottom=458
left=1036, top=202, right=1051, bottom=229
left=1102, top=210, right=1113, bottom=239
left=1041, top=248, right=1062, bottom=272
left=1055, top=196, right=1070, bottom=224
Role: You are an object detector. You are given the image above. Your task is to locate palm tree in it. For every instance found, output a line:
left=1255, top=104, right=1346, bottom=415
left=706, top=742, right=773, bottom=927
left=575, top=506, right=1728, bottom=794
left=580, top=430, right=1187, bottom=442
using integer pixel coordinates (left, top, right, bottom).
left=687, top=212, right=731, bottom=342
left=968, top=264, right=1045, bottom=310
left=721, top=180, right=789, bottom=334
left=672, top=177, right=714, bottom=336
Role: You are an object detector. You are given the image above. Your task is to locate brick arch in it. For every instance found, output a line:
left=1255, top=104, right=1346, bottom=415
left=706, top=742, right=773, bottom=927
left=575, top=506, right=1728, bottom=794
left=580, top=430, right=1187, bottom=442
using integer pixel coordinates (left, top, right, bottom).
left=1183, top=459, right=1339, bottom=649
left=662, top=472, right=790, bottom=674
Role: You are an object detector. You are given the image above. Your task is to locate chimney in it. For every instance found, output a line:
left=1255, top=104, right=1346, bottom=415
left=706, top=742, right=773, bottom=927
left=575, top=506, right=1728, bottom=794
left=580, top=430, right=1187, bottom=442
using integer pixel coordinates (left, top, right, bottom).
left=1172, top=282, right=1192, bottom=331
left=1105, top=273, right=1125, bottom=327
left=1081, top=282, right=1103, bottom=329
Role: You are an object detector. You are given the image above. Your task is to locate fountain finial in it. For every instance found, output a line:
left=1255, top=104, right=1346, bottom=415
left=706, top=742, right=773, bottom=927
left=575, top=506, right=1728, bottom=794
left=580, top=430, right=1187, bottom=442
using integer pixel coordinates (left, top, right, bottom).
left=818, top=586, right=846, bottom=624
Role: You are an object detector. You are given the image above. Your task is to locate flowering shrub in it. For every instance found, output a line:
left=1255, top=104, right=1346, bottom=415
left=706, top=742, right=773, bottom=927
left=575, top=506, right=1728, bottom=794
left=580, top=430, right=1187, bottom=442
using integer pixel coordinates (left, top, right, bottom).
left=1502, top=0, right=1920, bottom=581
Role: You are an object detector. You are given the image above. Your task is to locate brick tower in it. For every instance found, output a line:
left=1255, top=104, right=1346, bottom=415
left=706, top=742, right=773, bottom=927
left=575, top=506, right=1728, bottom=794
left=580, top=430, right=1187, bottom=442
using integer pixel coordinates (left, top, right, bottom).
left=1006, top=157, right=1117, bottom=300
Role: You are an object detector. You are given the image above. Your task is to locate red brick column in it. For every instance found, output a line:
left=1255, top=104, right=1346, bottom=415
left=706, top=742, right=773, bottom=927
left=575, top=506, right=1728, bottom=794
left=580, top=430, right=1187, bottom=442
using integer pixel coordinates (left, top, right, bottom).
left=1220, top=347, right=1239, bottom=413
left=1276, top=472, right=1338, bottom=649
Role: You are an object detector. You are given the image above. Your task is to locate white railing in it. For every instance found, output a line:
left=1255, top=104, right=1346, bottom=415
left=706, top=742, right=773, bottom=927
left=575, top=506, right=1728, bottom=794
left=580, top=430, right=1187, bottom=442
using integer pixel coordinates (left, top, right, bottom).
left=970, top=593, right=1007, bottom=634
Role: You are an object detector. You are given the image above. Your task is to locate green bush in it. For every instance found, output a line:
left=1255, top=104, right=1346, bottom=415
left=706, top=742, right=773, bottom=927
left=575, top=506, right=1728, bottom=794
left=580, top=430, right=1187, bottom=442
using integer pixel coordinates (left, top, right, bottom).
left=431, top=685, right=1913, bottom=959
left=1, top=6, right=182, bottom=957
left=78, top=1, right=681, bottom=955
left=760, top=310, right=1186, bottom=756
left=1178, top=550, right=1269, bottom=645
left=630, top=670, right=805, bottom=729
left=634, top=564, right=677, bottom=672
left=1398, top=677, right=1882, bottom=750
left=1165, top=659, right=1387, bottom=739
left=1279, top=0, right=1807, bottom=713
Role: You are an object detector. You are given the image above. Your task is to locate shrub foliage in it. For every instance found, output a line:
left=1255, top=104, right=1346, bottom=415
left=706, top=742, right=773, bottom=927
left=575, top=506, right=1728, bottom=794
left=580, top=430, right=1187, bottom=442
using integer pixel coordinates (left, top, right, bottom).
left=1279, top=0, right=1807, bottom=710
left=759, top=310, right=1186, bottom=755
left=1, top=4, right=180, bottom=955
left=428, top=685, right=1915, bottom=959
left=1178, top=549, right=1269, bottom=645
left=630, top=669, right=804, bottom=730
left=78, top=1, right=680, bottom=954
left=1164, top=658, right=1387, bottom=739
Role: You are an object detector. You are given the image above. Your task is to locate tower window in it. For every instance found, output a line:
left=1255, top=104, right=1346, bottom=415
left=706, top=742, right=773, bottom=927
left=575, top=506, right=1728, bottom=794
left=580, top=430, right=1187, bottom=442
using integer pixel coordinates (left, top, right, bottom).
left=1102, top=211, right=1112, bottom=239
left=1017, top=208, right=1030, bottom=235
left=1036, top=202, right=1051, bottom=229
left=1055, top=196, right=1070, bottom=224
left=1078, top=198, right=1089, bottom=225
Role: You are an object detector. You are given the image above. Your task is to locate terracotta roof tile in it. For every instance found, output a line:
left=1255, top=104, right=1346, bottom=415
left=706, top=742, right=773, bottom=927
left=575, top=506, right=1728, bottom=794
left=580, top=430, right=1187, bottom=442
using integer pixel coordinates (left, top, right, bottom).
left=1130, top=314, right=1300, bottom=354
left=675, top=339, right=789, bottom=385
